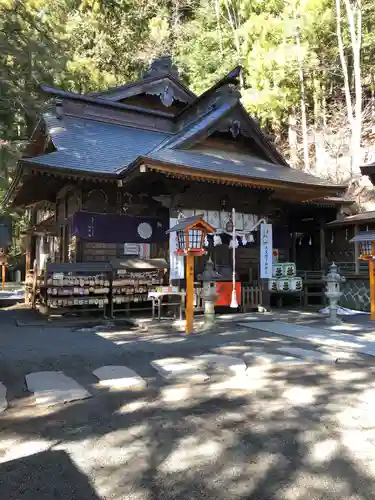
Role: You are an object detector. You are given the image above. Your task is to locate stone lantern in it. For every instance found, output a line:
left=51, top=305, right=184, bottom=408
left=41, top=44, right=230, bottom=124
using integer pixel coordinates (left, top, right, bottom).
left=323, top=262, right=346, bottom=324
left=201, top=258, right=221, bottom=329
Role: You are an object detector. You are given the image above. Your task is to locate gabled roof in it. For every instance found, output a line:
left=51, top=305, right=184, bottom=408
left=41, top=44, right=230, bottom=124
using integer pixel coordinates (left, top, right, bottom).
left=4, top=57, right=348, bottom=207
left=89, top=56, right=196, bottom=105
left=90, top=74, right=196, bottom=104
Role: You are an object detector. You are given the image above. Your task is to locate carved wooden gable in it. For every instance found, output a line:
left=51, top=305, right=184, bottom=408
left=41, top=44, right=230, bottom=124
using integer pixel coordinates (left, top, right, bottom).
left=91, top=57, right=195, bottom=113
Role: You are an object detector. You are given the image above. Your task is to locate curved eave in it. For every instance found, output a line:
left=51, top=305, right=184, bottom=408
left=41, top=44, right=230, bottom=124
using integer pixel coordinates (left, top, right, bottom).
left=5, top=159, right=118, bottom=209
left=21, top=159, right=117, bottom=181
left=122, top=157, right=346, bottom=201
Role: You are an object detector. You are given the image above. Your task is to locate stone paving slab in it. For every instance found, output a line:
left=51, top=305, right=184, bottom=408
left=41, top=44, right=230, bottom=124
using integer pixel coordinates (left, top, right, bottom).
left=193, top=354, right=247, bottom=374
left=93, top=365, right=147, bottom=390
left=25, top=371, right=92, bottom=406
left=0, top=382, right=7, bottom=412
left=317, top=346, right=371, bottom=364
left=243, top=351, right=309, bottom=366
left=151, top=358, right=210, bottom=382
left=277, top=346, right=335, bottom=363
left=238, top=321, right=375, bottom=356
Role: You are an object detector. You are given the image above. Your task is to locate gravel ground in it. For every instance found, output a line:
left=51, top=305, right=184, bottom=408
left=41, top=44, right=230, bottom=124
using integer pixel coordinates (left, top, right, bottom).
left=1, top=307, right=375, bottom=499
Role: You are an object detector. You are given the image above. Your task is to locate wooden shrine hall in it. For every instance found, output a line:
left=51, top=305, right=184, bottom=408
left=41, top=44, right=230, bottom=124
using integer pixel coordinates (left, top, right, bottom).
left=4, top=56, right=348, bottom=314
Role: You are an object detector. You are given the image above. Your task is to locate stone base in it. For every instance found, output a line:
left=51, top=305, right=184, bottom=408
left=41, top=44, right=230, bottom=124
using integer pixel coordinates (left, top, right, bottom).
left=325, top=315, right=343, bottom=325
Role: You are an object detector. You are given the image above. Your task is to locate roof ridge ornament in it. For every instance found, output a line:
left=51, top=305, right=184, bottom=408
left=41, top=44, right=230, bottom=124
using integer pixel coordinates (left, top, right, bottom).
left=142, top=56, right=180, bottom=80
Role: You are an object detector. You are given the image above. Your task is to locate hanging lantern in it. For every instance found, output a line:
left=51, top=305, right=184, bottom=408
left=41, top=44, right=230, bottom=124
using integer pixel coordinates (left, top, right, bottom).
left=166, top=214, right=215, bottom=255
left=299, top=237, right=302, bottom=246
left=331, top=232, right=334, bottom=244
left=309, top=236, right=312, bottom=246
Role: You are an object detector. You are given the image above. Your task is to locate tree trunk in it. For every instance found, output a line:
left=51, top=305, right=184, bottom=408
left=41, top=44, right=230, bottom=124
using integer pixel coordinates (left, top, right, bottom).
left=344, top=0, right=362, bottom=176
left=313, top=72, right=321, bottom=128
left=223, top=0, right=244, bottom=89
left=294, top=9, right=309, bottom=171
left=215, top=0, right=223, bottom=55
left=322, top=74, right=327, bottom=127
left=335, top=0, right=354, bottom=126
left=288, top=113, right=299, bottom=168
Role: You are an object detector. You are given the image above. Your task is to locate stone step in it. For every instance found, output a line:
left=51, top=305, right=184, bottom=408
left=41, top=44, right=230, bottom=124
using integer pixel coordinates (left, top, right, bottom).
left=25, top=371, right=92, bottom=406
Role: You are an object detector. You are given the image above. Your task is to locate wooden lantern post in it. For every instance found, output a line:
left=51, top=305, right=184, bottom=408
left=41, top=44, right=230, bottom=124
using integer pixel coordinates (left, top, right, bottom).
left=350, top=232, right=375, bottom=320
left=0, top=250, right=7, bottom=290
left=167, top=215, right=215, bottom=334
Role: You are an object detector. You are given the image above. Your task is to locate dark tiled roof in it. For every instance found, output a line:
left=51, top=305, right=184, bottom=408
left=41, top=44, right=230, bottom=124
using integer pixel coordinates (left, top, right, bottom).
left=327, top=211, right=375, bottom=226
left=144, top=148, right=341, bottom=188
left=27, top=113, right=169, bottom=174
left=166, top=214, right=205, bottom=233
left=350, top=231, right=375, bottom=243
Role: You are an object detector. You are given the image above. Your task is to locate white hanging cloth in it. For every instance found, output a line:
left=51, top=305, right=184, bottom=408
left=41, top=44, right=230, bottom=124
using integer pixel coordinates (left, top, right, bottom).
left=213, top=234, right=222, bottom=246
left=229, top=237, right=239, bottom=249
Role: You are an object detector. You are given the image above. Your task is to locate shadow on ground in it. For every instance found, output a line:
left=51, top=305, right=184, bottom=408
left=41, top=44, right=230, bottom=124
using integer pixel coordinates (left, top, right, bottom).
left=1, top=307, right=375, bottom=498
left=1, top=357, right=375, bottom=499
left=1, top=449, right=101, bottom=499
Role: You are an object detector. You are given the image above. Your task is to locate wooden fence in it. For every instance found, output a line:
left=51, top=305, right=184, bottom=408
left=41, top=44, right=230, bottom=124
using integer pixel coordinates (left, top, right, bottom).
left=241, top=285, right=263, bottom=312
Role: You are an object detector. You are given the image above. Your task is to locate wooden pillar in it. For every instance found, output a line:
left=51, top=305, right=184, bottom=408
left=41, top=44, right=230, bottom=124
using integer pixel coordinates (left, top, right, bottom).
left=185, top=252, right=195, bottom=334
left=291, top=232, right=297, bottom=263
left=354, top=224, right=360, bottom=274
left=25, top=235, right=31, bottom=274
left=320, top=226, right=326, bottom=272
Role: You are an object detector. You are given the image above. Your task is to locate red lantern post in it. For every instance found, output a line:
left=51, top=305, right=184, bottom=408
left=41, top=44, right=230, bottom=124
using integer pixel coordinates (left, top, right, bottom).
left=167, top=215, right=215, bottom=334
